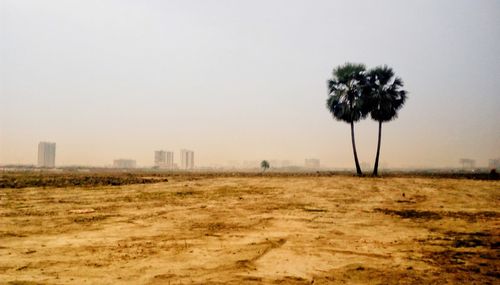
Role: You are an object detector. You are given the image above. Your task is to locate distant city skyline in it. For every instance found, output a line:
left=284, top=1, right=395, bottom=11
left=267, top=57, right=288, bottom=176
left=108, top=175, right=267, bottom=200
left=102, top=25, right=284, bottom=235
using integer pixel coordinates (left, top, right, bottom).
left=1, top=1, right=499, bottom=169
left=0, top=140, right=499, bottom=170
left=6, top=141, right=499, bottom=170
left=0, top=142, right=500, bottom=170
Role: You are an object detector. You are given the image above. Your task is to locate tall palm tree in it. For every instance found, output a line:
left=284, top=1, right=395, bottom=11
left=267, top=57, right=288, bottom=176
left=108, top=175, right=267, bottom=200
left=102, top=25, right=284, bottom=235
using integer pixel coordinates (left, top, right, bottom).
left=366, top=65, right=407, bottom=176
left=327, top=63, right=370, bottom=175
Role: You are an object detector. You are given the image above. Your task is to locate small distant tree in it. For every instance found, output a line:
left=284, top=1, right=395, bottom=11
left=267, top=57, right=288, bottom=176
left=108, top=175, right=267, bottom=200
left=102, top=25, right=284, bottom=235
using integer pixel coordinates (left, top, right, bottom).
left=260, top=160, right=270, bottom=172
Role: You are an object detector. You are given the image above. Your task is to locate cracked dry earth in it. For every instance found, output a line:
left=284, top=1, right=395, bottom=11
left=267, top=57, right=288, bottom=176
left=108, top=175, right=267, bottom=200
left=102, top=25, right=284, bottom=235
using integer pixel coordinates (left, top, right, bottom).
left=0, top=176, right=499, bottom=284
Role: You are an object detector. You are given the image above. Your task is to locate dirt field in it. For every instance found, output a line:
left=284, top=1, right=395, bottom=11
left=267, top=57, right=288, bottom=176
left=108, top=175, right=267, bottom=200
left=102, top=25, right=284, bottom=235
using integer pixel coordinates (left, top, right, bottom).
left=1, top=174, right=499, bottom=284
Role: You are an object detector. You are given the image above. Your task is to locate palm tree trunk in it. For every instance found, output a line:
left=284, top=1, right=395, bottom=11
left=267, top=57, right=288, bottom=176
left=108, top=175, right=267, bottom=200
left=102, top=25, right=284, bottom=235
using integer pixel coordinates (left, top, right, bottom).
left=350, top=121, right=362, bottom=175
left=373, top=120, right=382, bottom=176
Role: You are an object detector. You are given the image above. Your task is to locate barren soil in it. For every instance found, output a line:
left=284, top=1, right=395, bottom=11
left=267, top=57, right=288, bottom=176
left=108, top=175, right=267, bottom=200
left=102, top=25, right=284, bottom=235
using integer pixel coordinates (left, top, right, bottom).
left=1, top=175, right=499, bottom=284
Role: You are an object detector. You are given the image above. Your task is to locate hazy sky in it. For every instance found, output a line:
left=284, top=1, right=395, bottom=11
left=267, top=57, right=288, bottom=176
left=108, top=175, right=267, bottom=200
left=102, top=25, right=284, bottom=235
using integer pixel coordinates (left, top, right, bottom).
left=1, top=0, right=499, bottom=168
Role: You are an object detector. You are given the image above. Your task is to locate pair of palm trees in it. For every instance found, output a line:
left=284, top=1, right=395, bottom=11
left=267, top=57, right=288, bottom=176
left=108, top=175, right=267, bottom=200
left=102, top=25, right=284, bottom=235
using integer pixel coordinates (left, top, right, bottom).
left=327, top=63, right=407, bottom=176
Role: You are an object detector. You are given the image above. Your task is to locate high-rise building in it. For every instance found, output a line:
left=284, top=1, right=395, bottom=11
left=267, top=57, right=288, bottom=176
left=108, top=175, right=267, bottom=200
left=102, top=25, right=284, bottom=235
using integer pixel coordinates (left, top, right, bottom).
left=113, top=159, right=136, bottom=168
left=459, top=158, right=475, bottom=170
left=489, top=158, right=500, bottom=170
left=155, top=151, right=166, bottom=167
left=37, top=142, right=56, bottom=168
left=180, top=149, right=194, bottom=170
left=166, top=151, right=174, bottom=168
left=305, top=158, right=320, bottom=169
left=155, top=150, right=174, bottom=168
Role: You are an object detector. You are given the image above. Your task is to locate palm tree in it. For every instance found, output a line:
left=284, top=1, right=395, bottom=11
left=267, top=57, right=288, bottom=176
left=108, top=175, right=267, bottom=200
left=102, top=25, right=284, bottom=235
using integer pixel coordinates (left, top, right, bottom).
left=366, top=65, right=407, bottom=176
left=260, top=160, right=270, bottom=172
left=326, top=63, right=370, bottom=175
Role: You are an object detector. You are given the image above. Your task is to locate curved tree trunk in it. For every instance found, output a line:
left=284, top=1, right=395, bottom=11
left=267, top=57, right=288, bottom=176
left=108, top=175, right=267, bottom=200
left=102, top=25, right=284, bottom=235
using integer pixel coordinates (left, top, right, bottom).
left=373, top=121, right=382, bottom=176
left=350, top=121, right=363, bottom=175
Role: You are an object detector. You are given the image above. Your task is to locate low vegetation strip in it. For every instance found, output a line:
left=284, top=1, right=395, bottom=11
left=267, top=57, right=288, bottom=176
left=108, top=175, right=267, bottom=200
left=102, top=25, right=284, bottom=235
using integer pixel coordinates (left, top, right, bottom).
left=0, top=173, right=168, bottom=188
left=1, top=169, right=497, bottom=190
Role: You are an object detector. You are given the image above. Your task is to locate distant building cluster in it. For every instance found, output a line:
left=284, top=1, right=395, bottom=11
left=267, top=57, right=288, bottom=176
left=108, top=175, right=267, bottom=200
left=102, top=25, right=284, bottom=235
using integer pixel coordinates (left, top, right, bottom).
left=38, top=142, right=56, bottom=168
left=111, top=149, right=194, bottom=169
left=111, top=149, right=195, bottom=169
left=305, top=158, right=320, bottom=169
left=113, top=159, right=136, bottom=169
left=269, top=160, right=291, bottom=168
left=153, top=149, right=195, bottom=170
left=242, top=160, right=260, bottom=168
left=108, top=148, right=196, bottom=169
left=154, top=150, right=174, bottom=169
left=30, top=140, right=499, bottom=172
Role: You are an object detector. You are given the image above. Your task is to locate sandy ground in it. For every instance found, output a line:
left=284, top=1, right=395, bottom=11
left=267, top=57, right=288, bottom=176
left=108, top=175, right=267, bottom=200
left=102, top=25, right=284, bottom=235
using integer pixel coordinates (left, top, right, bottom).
left=0, top=175, right=499, bottom=284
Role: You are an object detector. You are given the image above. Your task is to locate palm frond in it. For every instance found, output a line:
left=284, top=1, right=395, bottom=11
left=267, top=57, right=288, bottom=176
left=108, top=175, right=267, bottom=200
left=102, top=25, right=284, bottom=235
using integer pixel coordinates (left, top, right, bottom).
left=326, top=63, right=368, bottom=123
left=366, top=66, right=408, bottom=122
